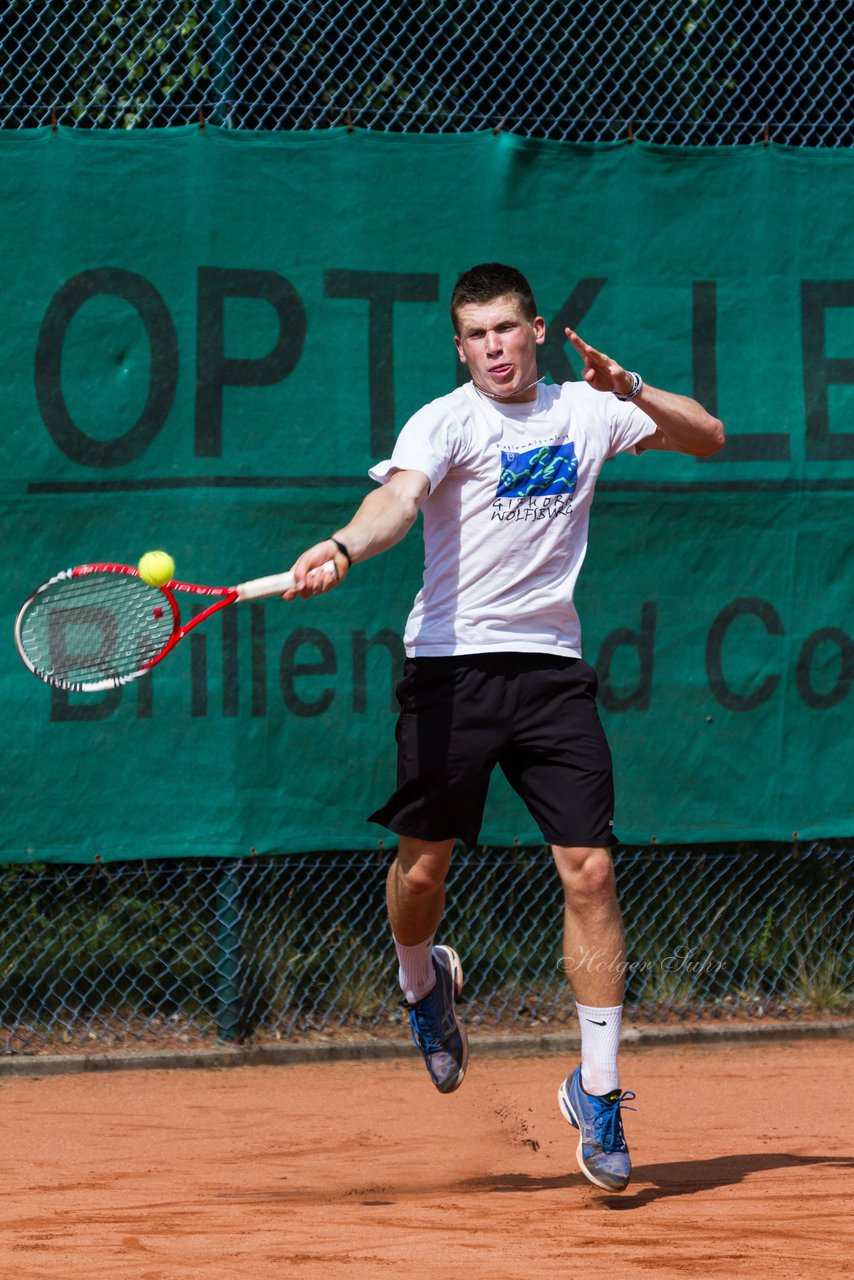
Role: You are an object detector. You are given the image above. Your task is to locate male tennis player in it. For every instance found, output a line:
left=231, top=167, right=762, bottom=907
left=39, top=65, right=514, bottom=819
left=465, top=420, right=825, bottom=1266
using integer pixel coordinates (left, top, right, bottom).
left=287, top=263, right=724, bottom=1192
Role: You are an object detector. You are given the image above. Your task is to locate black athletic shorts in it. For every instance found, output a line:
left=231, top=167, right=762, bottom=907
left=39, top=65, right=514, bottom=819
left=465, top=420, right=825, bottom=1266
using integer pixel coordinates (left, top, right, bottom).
left=368, top=653, right=615, bottom=849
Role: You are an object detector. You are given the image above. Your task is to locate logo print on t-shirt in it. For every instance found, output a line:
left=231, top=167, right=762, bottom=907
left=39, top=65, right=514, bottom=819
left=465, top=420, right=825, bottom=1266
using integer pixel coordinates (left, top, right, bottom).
left=496, top=442, right=578, bottom=499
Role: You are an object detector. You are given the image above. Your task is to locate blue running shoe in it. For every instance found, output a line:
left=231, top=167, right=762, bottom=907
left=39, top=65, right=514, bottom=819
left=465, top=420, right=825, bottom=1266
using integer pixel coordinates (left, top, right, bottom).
left=405, top=945, right=468, bottom=1094
left=558, top=1066, right=636, bottom=1192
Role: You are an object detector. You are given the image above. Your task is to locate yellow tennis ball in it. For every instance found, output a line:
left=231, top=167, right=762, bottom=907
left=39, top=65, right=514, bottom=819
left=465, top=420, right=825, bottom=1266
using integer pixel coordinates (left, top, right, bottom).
left=138, top=550, right=175, bottom=587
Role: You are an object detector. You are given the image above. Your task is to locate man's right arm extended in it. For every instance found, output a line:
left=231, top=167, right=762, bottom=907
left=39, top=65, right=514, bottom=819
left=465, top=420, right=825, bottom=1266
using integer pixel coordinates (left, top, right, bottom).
left=284, top=468, right=431, bottom=599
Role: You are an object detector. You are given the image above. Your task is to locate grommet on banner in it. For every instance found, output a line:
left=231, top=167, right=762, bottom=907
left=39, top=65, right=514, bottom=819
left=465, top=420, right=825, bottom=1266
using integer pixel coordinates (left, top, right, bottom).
left=346, top=109, right=353, bottom=134
left=51, top=108, right=57, bottom=134
left=764, top=124, right=770, bottom=147
left=198, top=106, right=206, bottom=132
left=627, top=121, right=635, bottom=143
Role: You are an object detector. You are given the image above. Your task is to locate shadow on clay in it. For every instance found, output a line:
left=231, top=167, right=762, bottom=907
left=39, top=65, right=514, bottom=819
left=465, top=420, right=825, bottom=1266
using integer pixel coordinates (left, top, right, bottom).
left=462, top=1151, right=854, bottom=1206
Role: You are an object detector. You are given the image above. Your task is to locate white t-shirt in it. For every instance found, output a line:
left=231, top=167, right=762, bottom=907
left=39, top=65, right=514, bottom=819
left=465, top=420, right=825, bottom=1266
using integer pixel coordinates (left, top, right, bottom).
left=369, top=380, right=657, bottom=658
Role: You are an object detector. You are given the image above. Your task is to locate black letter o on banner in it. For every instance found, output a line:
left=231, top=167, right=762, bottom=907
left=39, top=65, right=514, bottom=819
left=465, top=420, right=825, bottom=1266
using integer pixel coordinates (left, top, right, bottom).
left=34, top=268, right=178, bottom=467
left=796, top=627, right=854, bottom=710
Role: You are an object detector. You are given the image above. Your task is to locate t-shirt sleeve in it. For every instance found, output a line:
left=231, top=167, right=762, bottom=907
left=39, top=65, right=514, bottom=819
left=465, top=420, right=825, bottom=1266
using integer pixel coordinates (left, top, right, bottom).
left=606, top=397, right=658, bottom=458
left=368, top=402, right=459, bottom=491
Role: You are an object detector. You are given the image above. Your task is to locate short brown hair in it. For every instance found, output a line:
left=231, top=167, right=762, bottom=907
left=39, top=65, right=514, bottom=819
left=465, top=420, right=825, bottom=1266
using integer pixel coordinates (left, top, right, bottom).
left=450, top=263, right=537, bottom=333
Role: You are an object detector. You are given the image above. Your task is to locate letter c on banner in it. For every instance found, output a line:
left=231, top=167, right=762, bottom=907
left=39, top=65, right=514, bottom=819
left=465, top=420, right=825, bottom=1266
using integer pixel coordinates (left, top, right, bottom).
left=706, top=597, right=783, bottom=711
left=34, top=268, right=178, bottom=467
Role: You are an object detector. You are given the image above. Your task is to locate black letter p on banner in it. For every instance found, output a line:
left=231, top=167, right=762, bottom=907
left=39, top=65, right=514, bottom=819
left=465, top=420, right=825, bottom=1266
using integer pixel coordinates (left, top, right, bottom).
left=195, top=267, right=307, bottom=457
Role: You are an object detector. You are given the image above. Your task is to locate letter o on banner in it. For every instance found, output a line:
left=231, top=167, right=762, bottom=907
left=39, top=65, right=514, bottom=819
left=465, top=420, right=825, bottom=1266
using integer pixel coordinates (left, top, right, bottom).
left=796, top=627, right=854, bottom=710
left=34, top=268, right=178, bottom=467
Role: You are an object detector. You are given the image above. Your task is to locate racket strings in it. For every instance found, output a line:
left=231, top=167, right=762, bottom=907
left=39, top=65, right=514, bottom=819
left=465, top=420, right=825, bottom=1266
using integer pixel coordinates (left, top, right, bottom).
left=18, top=573, right=176, bottom=687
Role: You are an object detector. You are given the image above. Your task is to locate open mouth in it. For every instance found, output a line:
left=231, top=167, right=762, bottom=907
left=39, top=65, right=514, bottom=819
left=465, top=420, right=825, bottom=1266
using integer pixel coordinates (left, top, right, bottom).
left=489, top=364, right=513, bottom=378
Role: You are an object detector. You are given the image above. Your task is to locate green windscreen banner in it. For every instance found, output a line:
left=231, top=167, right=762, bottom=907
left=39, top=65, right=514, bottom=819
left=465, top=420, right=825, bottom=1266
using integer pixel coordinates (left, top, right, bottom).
left=2, top=127, right=852, bottom=862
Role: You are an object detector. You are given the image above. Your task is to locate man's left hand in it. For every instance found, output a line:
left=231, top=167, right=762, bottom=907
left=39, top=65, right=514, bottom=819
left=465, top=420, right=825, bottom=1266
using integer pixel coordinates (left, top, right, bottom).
left=565, top=328, right=634, bottom=398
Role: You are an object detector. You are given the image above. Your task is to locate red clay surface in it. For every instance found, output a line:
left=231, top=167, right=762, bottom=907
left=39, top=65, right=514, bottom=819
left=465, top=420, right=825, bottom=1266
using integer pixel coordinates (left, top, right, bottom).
left=1, top=1038, right=851, bottom=1279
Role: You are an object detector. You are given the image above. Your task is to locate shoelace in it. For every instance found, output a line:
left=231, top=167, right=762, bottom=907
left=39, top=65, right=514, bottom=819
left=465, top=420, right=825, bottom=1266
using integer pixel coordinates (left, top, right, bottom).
left=405, top=994, right=447, bottom=1055
left=591, top=1090, right=637, bottom=1152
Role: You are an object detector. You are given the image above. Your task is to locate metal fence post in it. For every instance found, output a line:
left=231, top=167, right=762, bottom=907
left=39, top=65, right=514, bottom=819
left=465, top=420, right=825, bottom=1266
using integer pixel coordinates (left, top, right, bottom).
left=214, top=858, right=243, bottom=1041
left=210, top=0, right=237, bottom=127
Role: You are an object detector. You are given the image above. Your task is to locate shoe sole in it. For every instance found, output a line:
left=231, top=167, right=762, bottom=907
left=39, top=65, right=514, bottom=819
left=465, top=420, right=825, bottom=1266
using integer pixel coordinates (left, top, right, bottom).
left=432, top=945, right=468, bottom=1093
left=557, top=1078, right=628, bottom=1193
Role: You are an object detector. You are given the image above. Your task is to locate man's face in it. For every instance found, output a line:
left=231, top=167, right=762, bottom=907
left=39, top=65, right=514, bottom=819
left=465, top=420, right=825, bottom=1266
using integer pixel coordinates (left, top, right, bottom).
left=454, top=294, right=546, bottom=402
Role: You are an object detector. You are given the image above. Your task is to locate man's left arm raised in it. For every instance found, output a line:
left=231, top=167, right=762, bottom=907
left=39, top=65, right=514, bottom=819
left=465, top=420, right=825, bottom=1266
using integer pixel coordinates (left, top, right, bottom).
left=566, top=327, right=725, bottom=458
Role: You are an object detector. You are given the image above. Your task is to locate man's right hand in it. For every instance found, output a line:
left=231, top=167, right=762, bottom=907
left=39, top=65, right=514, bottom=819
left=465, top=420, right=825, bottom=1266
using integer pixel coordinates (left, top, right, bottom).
left=284, top=539, right=347, bottom=600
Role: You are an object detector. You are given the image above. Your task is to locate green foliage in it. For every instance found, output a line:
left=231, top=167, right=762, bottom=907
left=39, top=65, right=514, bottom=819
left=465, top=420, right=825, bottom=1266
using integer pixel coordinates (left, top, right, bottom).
left=0, top=862, right=213, bottom=1020
left=3, top=0, right=210, bottom=127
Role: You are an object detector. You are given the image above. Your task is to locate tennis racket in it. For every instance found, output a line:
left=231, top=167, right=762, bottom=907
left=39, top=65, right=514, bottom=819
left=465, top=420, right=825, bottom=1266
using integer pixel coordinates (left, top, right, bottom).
left=14, top=560, right=335, bottom=693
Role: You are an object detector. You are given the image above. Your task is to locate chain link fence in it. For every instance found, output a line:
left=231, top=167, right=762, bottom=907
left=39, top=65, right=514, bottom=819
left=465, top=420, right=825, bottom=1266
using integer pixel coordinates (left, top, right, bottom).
left=1, top=1, right=850, bottom=143
left=2, top=7, right=851, bottom=1053
left=1, top=842, right=850, bottom=1054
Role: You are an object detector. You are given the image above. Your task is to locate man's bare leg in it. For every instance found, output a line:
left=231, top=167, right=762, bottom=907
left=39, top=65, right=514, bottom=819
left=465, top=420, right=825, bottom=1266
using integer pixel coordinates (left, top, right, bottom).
left=387, top=835, right=467, bottom=1094
left=386, top=835, right=455, bottom=946
left=552, top=844, right=633, bottom=1192
left=551, top=844, right=625, bottom=1009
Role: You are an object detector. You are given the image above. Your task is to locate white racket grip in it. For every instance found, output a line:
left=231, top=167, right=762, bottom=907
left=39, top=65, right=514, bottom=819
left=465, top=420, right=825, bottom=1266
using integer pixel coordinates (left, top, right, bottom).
left=235, top=559, right=337, bottom=601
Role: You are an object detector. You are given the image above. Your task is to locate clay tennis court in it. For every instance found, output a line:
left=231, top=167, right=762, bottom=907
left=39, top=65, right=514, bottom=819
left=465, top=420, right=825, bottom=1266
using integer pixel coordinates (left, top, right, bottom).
left=1, top=1036, right=851, bottom=1280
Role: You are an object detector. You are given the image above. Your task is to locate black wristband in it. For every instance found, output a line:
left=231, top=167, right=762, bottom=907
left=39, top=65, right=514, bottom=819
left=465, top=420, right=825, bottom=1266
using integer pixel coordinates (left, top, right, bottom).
left=330, top=537, right=352, bottom=567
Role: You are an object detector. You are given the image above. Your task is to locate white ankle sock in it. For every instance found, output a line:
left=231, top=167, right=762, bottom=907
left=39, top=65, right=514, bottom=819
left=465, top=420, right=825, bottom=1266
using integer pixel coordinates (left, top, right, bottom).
left=394, top=935, right=436, bottom=1005
left=576, top=1001, right=623, bottom=1095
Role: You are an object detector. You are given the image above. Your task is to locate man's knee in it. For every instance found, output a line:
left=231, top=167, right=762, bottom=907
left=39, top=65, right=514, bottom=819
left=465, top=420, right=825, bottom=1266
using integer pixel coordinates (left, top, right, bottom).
left=552, top=845, right=616, bottom=898
left=395, top=837, right=455, bottom=897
